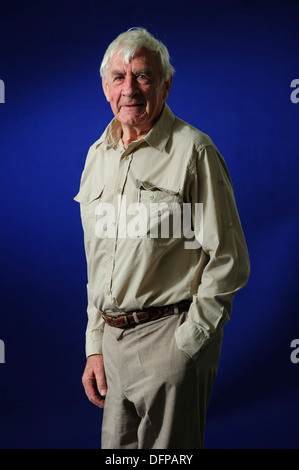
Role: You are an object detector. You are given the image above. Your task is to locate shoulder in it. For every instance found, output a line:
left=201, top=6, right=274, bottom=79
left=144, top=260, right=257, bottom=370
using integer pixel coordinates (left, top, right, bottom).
left=88, top=131, right=106, bottom=154
left=172, top=115, right=215, bottom=151
left=170, top=114, right=222, bottom=174
left=170, top=113, right=231, bottom=180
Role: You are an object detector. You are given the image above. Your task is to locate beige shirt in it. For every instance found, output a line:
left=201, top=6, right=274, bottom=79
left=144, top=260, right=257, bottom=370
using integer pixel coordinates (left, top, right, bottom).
left=74, top=104, right=250, bottom=359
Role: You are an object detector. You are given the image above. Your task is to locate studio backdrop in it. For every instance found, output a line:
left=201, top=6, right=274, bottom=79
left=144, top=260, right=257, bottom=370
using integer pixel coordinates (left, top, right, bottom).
left=0, top=0, right=298, bottom=449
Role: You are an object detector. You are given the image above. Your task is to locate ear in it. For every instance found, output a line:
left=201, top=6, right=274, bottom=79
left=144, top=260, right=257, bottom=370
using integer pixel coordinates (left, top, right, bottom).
left=163, top=75, right=173, bottom=101
left=102, top=78, right=110, bottom=102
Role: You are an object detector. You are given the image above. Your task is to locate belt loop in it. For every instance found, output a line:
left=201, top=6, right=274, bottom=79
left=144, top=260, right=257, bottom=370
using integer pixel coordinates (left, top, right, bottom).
left=174, top=304, right=179, bottom=315
left=132, top=312, right=140, bottom=324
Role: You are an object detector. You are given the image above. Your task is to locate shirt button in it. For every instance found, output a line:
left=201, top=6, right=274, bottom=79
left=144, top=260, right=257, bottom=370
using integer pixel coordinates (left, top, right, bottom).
left=108, top=256, right=113, bottom=260
left=118, top=188, right=122, bottom=193
left=105, top=290, right=111, bottom=296
left=150, top=195, right=154, bottom=200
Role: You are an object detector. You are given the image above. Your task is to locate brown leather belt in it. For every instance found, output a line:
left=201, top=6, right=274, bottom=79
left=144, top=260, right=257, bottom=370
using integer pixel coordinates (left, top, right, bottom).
left=102, top=300, right=191, bottom=329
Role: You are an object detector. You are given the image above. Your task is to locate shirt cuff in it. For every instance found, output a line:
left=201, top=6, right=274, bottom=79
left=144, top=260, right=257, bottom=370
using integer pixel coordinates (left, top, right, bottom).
left=175, top=319, right=208, bottom=360
left=85, top=331, right=103, bottom=357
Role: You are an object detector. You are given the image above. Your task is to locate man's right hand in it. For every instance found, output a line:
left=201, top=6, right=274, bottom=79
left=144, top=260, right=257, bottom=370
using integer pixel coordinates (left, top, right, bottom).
left=82, top=354, right=107, bottom=408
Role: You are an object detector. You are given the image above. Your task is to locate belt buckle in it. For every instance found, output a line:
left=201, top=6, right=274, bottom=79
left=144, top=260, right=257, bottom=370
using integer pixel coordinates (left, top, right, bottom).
left=102, top=312, right=130, bottom=328
left=102, top=313, right=120, bottom=324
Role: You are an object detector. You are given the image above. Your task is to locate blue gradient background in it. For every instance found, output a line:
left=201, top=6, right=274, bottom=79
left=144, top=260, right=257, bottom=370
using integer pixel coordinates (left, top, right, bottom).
left=0, top=0, right=298, bottom=449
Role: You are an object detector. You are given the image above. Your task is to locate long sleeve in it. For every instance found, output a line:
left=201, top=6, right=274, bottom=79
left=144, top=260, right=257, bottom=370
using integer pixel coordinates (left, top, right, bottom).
left=175, top=144, right=250, bottom=359
left=85, top=283, right=105, bottom=357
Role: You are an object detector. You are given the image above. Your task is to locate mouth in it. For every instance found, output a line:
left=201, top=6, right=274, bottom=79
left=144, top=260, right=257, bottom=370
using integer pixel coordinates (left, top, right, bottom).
left=121, top=103, right=144, bottom=108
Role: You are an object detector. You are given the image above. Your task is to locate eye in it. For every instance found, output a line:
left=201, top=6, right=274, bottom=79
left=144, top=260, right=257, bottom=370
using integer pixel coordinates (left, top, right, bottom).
left=136, top=74, right=151, bottom=83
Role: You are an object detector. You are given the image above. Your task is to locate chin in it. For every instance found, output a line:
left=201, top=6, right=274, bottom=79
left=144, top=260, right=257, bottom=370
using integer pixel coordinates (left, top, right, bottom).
left=123, top=117, right=147, bottom=127
left=120, top=111, right=147, bottom=124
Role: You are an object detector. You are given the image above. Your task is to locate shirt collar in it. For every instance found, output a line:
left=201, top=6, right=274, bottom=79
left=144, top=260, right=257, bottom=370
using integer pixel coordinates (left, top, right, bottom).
left=96, top=103, right=175, bottom=152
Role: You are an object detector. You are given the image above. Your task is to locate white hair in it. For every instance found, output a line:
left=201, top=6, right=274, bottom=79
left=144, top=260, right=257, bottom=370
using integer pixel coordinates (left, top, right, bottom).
left=100, top=27, right=175, bottom=82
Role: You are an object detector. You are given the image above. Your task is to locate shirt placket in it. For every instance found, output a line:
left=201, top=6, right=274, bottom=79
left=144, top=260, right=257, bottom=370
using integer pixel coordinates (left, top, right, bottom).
left=104, top=148, right=134, bottom=302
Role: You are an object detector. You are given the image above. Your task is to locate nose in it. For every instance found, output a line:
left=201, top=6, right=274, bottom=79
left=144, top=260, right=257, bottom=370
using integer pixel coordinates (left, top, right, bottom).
left=121, top=75, right=140, bottom=97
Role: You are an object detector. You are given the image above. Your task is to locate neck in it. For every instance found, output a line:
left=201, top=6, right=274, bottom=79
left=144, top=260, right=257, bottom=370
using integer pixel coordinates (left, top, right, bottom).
left=121, top=125, right=152, bottom=149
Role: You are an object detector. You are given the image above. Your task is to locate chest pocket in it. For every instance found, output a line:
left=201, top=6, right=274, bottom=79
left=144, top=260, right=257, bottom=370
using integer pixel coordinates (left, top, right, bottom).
left=74, top=185, right=105, bottom=241
left=136, top=180, right=183, bottom=244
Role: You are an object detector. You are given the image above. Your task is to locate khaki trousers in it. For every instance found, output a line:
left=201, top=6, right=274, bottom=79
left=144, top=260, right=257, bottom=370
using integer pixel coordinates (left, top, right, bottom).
left=101, top=312, right=223, bottom=449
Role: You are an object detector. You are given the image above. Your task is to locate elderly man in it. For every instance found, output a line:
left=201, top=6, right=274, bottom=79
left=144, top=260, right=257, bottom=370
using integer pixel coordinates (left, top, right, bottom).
left=75, top=28, right=250, bottom=449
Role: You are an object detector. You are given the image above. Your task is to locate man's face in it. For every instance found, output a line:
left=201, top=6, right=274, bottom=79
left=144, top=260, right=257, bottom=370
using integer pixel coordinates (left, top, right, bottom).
left=102, top=47, right=172, bottom=133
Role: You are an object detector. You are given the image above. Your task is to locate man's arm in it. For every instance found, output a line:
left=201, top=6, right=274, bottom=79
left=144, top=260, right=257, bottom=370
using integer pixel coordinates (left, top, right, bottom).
left=176, top=144, right=250, bottom=359
left=82, top=354, right=107, bottom=408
